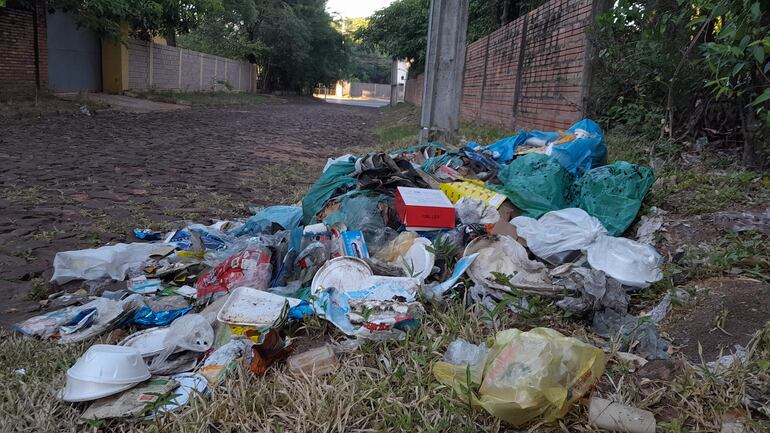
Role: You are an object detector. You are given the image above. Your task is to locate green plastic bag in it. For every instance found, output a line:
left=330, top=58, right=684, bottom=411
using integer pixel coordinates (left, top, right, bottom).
left=491, top=154, right=574, bottom=218
left=433, top=328, right=606, bottom=426
left=574, top=161, right=655, bottom=236
left=301, top=160, right=357, bottom=224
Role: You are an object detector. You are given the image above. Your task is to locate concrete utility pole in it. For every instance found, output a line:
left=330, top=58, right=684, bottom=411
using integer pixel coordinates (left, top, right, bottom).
left=418, top=0, right=469, bottom=145
left=390, top=59, right=399, bottom=107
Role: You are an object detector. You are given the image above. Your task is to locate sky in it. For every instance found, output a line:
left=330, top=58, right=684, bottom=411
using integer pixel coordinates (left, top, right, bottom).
left=326, top=0, right=395, bottom=18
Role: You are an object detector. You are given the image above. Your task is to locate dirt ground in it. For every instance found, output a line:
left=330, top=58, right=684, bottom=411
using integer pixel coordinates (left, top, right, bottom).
left=655, top=212, right=770, bottom=362
left=0, top=98, right=380, bottom=328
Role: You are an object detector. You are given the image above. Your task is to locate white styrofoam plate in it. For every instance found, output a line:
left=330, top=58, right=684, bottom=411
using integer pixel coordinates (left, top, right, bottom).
left=310, top=256, right=373, bottom=295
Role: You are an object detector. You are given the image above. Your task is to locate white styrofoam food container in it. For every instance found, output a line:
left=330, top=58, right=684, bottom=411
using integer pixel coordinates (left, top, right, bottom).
left=216, top=287, right=301, bottom=327
left=67, top=344, right=151, bottom=385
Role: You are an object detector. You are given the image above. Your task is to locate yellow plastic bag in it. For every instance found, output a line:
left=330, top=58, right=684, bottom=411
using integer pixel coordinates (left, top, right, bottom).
left=433, top=328, right=606, bottom=426
left=374, top=231, right=418, bottom=263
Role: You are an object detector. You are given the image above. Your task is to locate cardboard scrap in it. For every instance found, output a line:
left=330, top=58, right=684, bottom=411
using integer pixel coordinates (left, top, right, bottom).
left=81, top=377, right=178, bottom=420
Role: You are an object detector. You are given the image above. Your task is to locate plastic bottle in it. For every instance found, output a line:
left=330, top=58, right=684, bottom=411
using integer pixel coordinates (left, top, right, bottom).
left=286, top=345, right=338, bottom=376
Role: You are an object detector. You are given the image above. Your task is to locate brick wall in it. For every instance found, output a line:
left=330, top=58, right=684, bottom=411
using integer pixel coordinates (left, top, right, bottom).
left=0, top=2, right=48, bottom=94
left=127, top=39, right=253, bottom=92
left=404, top=74, right=424, bottom=106
left=405, top=0, right=595, bottom=131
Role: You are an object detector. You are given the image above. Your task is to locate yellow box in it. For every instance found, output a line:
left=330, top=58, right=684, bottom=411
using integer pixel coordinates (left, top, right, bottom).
left=440, top=180, right=506, bottom=208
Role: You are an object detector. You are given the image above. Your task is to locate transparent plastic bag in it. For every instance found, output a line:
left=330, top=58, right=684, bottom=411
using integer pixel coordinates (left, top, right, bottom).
left=433, top=328, right=606, bottom=426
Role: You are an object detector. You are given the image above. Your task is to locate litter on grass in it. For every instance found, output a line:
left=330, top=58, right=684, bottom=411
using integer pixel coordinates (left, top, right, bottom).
left=17, top=119, right=679, bottom=426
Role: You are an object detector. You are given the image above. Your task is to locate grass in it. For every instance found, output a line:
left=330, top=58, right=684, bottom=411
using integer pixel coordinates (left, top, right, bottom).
left=134, top=90, right=268, bottom=107
left=0, top=92, right=109, bottom=119
left=670, top=231, right=770, bottom=283
left=2, top=103, right=770, bottom=432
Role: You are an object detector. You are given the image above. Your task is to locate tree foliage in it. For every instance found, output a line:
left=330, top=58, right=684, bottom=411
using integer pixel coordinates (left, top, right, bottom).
left=356, top=0, right=544, bottom=73
left=178, top=0, right=349, bottom=91
left=590, top=0, right=769, bottom=165
left=47, top=0, right=221, bottom=40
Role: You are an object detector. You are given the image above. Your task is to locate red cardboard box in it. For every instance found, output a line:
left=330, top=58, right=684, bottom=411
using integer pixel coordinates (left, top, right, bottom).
left=395, top=187, right=456, bottom=229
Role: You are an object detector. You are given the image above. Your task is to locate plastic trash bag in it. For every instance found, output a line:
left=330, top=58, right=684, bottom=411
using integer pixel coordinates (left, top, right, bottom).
left=323, top=154, right=356, bottom=173
left=132, top=306, right=192, bottom=327
left=433, top=328, right=606, bottom=426
left=512, top=208, right=607, bottom=260
left=455, top=197, right=500, bottom=225
left=233, top=206, right=303, bottom=237
left=302, top=159, right=358, bottom=224
left=550, top=119, right=608, bottom=174
left=467, top=129, right=528, bottom=163
left=195, top=248, right=273, bottom=299
left=374, top=231, right=418, bottom=264
left=491, top=153, right=574, bottom=218
left=323, top=192, right=398, bottom=254
left=149, top=314, right=213, bottom=372
left=164, top=314, right=214, bottom=352
left=585, top=236, right=663, bottom=288
left=574, top=161, right=655, bottom=236
left=51, top=243, right=168, bottom=284
left=443, top=338, right=489, bottom=366
left=464, top=236, right=556, bottom=295
left=468, top=119, right=607, bottom=173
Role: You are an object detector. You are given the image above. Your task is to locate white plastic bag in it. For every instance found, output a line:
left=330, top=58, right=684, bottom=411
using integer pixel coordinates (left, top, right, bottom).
left=512, top=208, right=663, bottom=288
left=585, top=236, right=663, bottom=288
left=455, top=197, right=500, bottom=225
left=51, top=243, right=168, bottom=284
left=512, top=208, right=607, bottom=259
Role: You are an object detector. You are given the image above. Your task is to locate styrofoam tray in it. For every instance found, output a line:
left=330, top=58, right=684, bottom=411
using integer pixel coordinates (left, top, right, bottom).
left=216, top=287, right=301, bottom=327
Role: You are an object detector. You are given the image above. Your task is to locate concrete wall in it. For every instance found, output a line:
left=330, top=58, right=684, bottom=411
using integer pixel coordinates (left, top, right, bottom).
left=0, top=2, right=47, bottom=94
left=127, top=39, right=254, bottom=92
left=348, top=82, right=390, bottom=99
left=405, top=0, right=596, bottom=131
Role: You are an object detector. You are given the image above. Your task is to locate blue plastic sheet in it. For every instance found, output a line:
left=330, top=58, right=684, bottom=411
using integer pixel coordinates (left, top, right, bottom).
left=467, top=130, right=528, bottom=163
left=467, top=119, right=608, bottom=174
left=234, top=206, right=303, bottom=236
left=132, top=306, right=192, bottom=327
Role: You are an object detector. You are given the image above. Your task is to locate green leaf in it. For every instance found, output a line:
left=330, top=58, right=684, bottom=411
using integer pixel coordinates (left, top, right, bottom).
left=753, top=45, right=765, bottom=64
left=739, top=35, right=751, bottom=50
left=732, top=62, right=745, bottom=76
left=751, top=2, right=761, bottom=21
left=753, top=89, right=770, bottom=106
left=756, top=359, right=770, bottom=370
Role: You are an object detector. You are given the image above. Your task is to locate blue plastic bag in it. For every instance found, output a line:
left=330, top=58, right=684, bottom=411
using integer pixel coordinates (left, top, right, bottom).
left=234, top=206, right=303, bottom=236
left=550, top=119, right=607, bottom=174
left=132, top=306, right=192, bottom=327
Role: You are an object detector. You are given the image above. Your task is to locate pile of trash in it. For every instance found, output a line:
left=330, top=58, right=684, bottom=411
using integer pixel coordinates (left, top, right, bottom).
left=15, top=119, right=669, bottom=426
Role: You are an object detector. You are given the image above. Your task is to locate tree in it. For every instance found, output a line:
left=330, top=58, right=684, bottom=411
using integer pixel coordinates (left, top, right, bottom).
left=590, top=0, right=769, bottom=166
left=178, top=0, right=350, bottom=92
left=695, top=0, right=770, bottom=164
left=47, top=0, right=222, bottom=41
left=355, top=0, right=430, bottom=72
left=356, top=0, right=544, bottom=74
